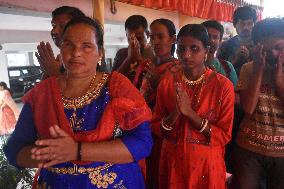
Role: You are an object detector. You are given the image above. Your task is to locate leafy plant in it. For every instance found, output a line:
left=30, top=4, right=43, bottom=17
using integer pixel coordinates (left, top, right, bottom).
left=0, top=135, right=35, bottom=189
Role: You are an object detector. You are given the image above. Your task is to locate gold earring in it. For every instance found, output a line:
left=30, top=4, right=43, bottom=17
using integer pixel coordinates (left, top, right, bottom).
left=204, top=54, right=208, bottom=62
left=98, top=58, right=102, bottom=66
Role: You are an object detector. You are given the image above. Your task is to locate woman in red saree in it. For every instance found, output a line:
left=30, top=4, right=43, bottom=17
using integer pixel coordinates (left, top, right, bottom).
left=4, top=17, right=152, bottom=189
left=133, top=19, right=179, bottom=189
left=152, top=24, right=234, bottom=189
left=134, top=19, right=179, bottom=109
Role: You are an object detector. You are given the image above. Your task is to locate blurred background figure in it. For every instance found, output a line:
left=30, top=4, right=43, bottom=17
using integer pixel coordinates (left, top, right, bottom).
left=0, top=82, right=19, bottom=135
left=36, top=6, right=85, bottom=78
left=218, top=6, right=257, bottom=76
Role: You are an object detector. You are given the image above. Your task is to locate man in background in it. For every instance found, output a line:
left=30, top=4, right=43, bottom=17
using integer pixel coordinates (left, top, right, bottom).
left=202, top=20, right=238, bottom=87
left=218, top=6, right=257, bottom=76
left=36, top=6, right=85, bottom=77
left=112, top=15, right=154, bottom=83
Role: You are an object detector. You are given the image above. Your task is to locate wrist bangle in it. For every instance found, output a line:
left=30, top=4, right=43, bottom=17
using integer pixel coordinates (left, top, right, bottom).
left=77, top=142, right=82, bottom=160
left=161, top=118, right=174, bottom=131
left=199, top=119, right=208, bottom=133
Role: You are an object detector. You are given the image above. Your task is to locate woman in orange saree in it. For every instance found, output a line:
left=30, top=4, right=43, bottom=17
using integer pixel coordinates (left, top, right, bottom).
left=152, top=24, right=234, bottom=189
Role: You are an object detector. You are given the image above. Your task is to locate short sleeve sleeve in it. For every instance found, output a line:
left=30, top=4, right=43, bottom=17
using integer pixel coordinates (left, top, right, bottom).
left=236, top=62, right=253, bottom=92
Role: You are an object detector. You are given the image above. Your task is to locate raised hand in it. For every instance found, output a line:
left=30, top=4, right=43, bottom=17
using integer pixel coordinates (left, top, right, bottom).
left=175, top=82, right=194, bottom=118
left=235, top=45, right=250, bottom=62
left=144, top=62, right=160, bottom=88
left=275, top=51, right=284, bottom=86
left=127, top=33, right=143, bottom=62
left=35, top=42, right=61, bottom=77
left=252, top=43, right=267, bottom=69
left=31, top=125, right=77, bottom=168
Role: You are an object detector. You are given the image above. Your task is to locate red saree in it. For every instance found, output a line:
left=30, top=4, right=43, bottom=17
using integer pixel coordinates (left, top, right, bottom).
left=152, top=69, right=234, bottom=189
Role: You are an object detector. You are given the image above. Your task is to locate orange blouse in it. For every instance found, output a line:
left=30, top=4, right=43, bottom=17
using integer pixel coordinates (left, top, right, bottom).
left=152, top=69, right=234, bottom=189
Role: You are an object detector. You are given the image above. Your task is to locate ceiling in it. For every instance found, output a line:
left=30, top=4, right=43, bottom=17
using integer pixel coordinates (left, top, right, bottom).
left=0, top=9, right=127, bottom=46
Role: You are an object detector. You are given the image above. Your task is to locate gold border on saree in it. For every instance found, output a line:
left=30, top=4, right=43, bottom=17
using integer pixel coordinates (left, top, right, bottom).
left=47, top=163, right=113, bottom=175
left=47, top=163, right=117, bottom=188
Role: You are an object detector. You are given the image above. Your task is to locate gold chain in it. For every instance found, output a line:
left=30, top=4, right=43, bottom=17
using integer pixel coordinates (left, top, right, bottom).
left=62, top=73, right=109, bottom=109
left=182, top=72, right=205, bottom=86
left=181, top=71, right=207, bottom=110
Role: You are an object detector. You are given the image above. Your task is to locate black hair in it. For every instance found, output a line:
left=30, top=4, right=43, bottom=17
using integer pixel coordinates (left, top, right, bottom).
left=150, top=18, right=176, bottom=55
left=0, top=81, right=13, bottom=96
left=252, top=18, right=284, bottom=44
left=177, top=24, right=210, bottom=48
left=125, top=15, right=148, bottom=31
left=202, top=20, right=224, bottom=40
left=63, top=16, right=104, bottom=50
left=0, top=81, right=8, bottom=90
left=52, top=6, right=85, bottom=19
left=233, top=6, right=257, bottom=26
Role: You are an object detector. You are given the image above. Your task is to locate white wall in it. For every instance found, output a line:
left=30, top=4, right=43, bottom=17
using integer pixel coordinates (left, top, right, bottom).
left=0, top=50, right=9, bottom=86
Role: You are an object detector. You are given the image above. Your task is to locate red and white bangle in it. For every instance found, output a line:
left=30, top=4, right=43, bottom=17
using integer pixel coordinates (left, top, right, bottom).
left=199, top=119, right=209, bottom=133
left=161, top=118, right=174, bottom=131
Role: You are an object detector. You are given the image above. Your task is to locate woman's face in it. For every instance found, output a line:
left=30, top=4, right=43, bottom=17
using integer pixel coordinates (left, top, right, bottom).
left=150, top=22, right=175, bottom=57
left=60, top=23, right=102, bottom=78
left=0, top=86, right=4, bottom=90
left=176, top=35, right=208, bottom=70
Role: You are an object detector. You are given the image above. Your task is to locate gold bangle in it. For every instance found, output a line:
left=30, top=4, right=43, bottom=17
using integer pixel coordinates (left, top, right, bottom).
left=199, top=119, right=208, bottom=133
left=161, top=118, right=173, bottom=131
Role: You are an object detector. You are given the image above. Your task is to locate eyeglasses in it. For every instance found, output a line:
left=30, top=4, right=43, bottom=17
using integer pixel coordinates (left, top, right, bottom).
left=176, top=44, right=202, bottom=54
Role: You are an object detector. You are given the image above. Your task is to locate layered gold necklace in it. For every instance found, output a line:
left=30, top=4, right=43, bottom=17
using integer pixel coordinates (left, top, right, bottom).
left=62, top=73, right=108, bottom=109
left=61, top=73, right=109, bottom=130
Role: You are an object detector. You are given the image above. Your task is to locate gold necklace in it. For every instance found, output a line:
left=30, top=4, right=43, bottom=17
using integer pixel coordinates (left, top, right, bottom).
left=61, top=73, right=109, bottom=130
left=182, top=72, right=205, bottom=86
left=61, top=73, right=109, bottom=109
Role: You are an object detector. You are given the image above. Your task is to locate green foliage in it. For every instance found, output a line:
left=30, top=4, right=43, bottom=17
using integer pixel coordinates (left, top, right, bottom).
left=0, top=135, right=35, bottom=189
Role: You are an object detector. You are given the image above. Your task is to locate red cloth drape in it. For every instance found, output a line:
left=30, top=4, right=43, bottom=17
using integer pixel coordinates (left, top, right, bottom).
left=118, top=0, right=262, bottom=23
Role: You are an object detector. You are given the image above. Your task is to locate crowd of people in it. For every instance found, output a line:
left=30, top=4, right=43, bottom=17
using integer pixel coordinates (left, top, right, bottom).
left=3, top=4, right=284, bottom=189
